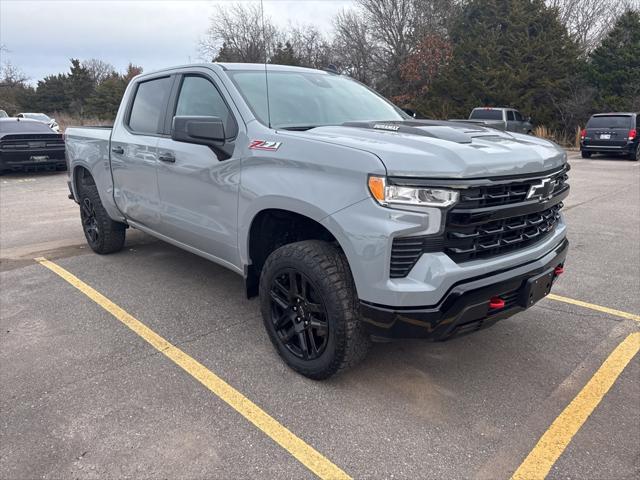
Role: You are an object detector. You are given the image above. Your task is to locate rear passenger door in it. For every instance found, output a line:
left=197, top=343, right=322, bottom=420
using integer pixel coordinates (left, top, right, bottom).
left=155, top=70, right=242, bottom=267
left=111, top=74, right=174, bottom=230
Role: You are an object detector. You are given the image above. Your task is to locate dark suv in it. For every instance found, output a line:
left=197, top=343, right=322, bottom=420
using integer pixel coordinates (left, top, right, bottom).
left=580, top=112, right=639, bottom=160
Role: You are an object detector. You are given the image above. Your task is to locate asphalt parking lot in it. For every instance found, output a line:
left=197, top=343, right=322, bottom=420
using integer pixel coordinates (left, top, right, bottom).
left=1, top=151, right=638, bottom=479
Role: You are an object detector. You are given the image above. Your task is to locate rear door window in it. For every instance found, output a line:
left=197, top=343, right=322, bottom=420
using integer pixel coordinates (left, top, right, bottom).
left=586, top=115, right=632, bottom=129
left=128, top=76, right=173, bottom=134
left=506, top=111, right=515, bottom=121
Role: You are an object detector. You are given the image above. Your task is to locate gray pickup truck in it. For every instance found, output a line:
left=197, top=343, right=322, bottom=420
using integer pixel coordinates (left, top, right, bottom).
left=65, top=63, right=569, bottom=379
left=451, top=107, right=534, bottom=134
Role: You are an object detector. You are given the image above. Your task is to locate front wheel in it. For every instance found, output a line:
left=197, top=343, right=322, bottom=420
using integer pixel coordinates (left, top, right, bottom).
left=78, top=181, right=126, bottom=254
left=259, top=240, right=370, bottom=379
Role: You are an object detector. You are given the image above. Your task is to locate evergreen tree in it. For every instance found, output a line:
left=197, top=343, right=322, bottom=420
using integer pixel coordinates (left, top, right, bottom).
left=270, top=41, right=300, bottom=66
left=66, top=58, right=95, bottom=116
left=587, top=10, right=640, bottom=111
left=425, top=0, right=580, bottom=130
left=213, top=42, right=243, bottom=62
left=33, top=73, right=70, bottom=113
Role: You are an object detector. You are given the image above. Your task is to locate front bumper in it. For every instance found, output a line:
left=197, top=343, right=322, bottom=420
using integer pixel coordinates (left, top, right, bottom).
left=360, top=238, right=568, bottom=341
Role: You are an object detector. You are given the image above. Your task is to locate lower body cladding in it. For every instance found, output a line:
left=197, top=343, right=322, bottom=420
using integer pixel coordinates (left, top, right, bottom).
left=360, top=239, right=568, bottom=341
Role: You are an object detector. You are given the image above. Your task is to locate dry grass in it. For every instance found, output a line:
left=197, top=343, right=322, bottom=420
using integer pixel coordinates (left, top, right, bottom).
left=51, top=113, right=112, bottom=132
left=532, top=125, right=581, bottom=149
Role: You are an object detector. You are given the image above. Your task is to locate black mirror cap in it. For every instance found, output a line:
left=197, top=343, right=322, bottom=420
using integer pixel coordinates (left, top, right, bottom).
left=172, top=116, right=225, bottom=145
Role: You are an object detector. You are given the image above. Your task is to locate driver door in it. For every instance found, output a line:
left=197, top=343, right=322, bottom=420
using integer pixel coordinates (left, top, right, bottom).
left=155, top=71, right=242, bottom=267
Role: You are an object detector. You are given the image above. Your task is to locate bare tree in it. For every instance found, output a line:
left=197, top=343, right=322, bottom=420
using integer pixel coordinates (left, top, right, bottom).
left=0, top=61, right=28, bottom=87
left=82, top=58, right=116, bottom=85
left=332, top=9, right=376, bottom=84
left=546, top=0, right=624, bottom=53
left=333, top=0, right=456, bottom=95
left=287, top=24, right=333, bottom=69
left=199, top=2, right=278, bottom=63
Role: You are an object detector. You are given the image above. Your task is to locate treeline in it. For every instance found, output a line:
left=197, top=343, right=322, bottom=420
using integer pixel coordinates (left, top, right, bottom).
left=202, top=0, right=639, bottom=139
left=1, top=0, right=638, bottom=138
left=0, top=58, right=142, bottom=120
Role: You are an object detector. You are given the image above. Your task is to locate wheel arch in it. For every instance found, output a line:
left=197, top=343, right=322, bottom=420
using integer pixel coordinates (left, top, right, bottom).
left=243, top=204, right=350, bottom=298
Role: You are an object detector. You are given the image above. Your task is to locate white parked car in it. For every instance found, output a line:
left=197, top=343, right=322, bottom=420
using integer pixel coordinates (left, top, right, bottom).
left=16, top=113, right=60, bottom=132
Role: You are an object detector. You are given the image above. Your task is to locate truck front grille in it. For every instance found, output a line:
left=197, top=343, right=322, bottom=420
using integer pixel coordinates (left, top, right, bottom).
left=388, top=166, right=569, bottom=277
left=444, top=203, right=563, bottom=263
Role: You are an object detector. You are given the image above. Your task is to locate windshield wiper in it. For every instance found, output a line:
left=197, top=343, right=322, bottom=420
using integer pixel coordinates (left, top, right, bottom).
left=278, top=125, right=323, bottom=131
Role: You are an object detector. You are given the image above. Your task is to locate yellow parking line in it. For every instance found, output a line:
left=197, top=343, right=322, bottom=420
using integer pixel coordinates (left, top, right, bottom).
left=547, top=294, right=640, bottom=323
left=511, top=332, right=640, bottom=480
left=35, top=257, right=351, bottom=480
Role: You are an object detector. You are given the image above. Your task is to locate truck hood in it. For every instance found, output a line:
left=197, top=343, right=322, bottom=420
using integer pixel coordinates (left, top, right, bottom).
left=282, top=121, right=566, bottom=178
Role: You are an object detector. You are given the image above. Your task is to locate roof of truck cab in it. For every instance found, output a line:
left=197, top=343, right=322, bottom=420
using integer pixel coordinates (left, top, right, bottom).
left=216, top=63, right=328, bottom=73
left=136, top=63, right=328, bottom=79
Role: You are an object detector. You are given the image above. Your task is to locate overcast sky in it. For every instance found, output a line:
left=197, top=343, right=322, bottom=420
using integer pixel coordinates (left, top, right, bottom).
left=0, top=0, right=353, bottom=84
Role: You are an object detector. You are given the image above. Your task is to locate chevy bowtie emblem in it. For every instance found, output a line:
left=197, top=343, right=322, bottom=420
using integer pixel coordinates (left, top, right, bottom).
left=526, top=178, right=554, bottom=201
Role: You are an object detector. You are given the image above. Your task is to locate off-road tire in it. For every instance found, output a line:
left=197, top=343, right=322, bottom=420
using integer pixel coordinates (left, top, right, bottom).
left=581, top=150, right=591, bottom=158
left=78, top=181, right=126, bottom=254
left=259, top=240, right=370, bottom=380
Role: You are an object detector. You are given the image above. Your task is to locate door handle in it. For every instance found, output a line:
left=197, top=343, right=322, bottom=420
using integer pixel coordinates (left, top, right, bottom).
left=158, top=153, right=176, bottom=163
left=111, top=146, right=124, bottom=155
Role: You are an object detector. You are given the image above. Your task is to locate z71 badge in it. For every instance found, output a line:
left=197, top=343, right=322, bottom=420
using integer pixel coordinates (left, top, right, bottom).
left=249, top=140, right=282, bottom=151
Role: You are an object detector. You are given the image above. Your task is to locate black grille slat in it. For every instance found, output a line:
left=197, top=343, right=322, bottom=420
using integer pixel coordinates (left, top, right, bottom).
left=390, top=236, right=444, bottom=278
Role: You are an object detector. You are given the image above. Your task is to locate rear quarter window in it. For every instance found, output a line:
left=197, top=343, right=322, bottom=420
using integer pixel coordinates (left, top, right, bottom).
left=128, top=76, right=173, bottom=134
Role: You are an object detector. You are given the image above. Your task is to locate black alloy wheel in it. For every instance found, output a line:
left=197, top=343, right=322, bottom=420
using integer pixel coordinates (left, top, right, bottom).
left=269, top=269, right=329, bottom=360
left=81, top=197, right=100, bottom=247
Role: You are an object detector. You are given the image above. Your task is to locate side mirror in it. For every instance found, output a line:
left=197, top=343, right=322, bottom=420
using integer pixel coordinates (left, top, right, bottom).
left=402, top=108, right=417, bottom=119
left=172, top=116, right=225, bottom=146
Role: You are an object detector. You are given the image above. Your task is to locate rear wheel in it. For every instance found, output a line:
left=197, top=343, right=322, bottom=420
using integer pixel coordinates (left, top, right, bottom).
left=581, top=150, right=591, bottom=158
left=259, top=240, right=370, bottom=379
left=630, top=146, right=639, bottom=161
left=78, top=181, right=126, bottom=254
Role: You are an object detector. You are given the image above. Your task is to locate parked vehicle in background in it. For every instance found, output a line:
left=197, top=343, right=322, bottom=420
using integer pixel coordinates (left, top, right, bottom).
left=16, top=112, right=60, bottom=133
left=580, top=113, right=639, bottom=161
left=0, top=110, right=8, bottom=118
left=450, top=107, right=533, bottom=134
left=65, top=63, right=569, bottom=379
left=0, top=118, right=66, bottom=173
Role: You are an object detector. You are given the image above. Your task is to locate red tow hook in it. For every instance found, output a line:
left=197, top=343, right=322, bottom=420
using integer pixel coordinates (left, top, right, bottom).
left=489, top=296, right=505, bottom=310
left=554, top=265, right=564, bottom=276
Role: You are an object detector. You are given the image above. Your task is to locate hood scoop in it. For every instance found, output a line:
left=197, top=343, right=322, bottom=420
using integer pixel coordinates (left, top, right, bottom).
left=341, top=120, right=489, bottom=144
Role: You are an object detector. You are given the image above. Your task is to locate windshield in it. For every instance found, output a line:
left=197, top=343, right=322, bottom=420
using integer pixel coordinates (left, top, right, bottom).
left=23, top=113, right=51, bottom=122
left=227, top=70, right=406, bottom=129
left=469, top=109, right=503, bottom=120
left=587, top=115, right=632, bottom=129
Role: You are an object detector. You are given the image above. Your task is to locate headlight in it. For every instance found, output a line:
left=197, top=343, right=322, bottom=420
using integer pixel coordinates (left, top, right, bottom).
left=368, top=176, right=458, bottom=208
